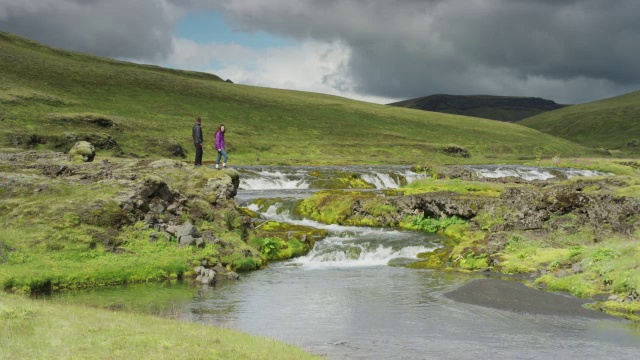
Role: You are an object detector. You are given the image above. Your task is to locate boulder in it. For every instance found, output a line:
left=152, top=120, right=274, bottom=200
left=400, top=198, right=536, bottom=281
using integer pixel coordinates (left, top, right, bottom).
left=69, top=141, right=95, bottom=162
left=179, top=235, right=195, bottom=247
left=204, top=169, right=240, bottom=202
left=223, top=271, right=240, bottom=281
left=176, top=222, right=199, bottom=238
left=194, top=266, right=216, bottom=285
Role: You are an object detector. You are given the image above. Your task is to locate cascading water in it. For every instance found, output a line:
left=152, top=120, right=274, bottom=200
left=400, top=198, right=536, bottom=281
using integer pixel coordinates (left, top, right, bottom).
left=467, top=165, right=608, bottom=181
left=236, top=165, right=425, bottom=191
left=359, top=173, right=403, bottom=189
left=247, top=202, right=439, bottom=269
left=239, top=170, right=310, bottom=190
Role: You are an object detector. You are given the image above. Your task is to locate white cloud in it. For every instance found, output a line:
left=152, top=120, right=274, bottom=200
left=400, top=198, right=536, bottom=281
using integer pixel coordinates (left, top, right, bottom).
left=168, top=37, right=400, bottom=104
left=168, top=37, right=256, bottom=69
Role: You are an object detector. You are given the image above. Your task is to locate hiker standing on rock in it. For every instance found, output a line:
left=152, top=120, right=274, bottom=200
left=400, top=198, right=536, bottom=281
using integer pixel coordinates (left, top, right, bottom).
left=192, top=117, right=204, bottom=168
left=215, top=124, right=228, bottom=169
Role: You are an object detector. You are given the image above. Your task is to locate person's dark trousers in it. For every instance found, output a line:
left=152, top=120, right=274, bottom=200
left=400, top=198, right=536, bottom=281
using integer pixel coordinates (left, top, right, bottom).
left=194, top=144, right=203, bottom=166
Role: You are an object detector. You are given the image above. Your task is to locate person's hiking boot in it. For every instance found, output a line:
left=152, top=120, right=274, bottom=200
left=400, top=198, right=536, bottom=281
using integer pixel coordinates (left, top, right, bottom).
left=222, top=163, right=226, bottom=168
left=215, top=164, right=219, bottom=170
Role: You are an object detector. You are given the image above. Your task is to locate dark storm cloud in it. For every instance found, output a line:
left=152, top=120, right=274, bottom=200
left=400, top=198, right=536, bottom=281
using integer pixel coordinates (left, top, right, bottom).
left=215, top=0, right=640, bottom=103
left=0, top=0, right=175, bottom=61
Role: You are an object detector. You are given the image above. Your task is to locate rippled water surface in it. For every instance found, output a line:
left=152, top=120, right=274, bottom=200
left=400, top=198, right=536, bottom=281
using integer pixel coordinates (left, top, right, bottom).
left=47, top=266, right=640, bottom=359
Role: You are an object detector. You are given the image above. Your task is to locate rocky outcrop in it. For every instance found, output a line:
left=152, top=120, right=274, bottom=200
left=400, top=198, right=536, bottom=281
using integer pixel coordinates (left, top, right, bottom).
left=204, top=169, right=239, bottom=202
left=324, top=180, right=640, bottom=237
left=194, top=262, right=240, bottom=285
left=394, top=192, right=489, bottom=220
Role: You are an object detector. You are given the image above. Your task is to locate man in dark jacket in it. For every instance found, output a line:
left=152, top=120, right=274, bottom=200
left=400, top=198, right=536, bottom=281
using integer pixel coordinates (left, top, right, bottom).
left=192, top=117, right=204, bottom=167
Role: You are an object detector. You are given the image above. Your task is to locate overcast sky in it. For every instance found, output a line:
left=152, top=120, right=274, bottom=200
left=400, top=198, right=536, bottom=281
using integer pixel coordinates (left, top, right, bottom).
left=1, top=0, right=639, bottom=104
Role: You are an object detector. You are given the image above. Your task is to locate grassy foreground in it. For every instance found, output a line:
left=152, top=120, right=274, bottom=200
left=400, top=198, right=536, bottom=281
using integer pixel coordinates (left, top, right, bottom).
left=0, top=31, right=596, bottom=165
left=0, top=293, right=320, bottom=360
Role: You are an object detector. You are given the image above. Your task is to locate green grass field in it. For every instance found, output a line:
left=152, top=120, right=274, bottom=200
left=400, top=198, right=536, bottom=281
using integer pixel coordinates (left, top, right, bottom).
left=0, top=293, right=320, bottom=359
left=520, top=90, right=640, bottom=152
left=0, top=31, right=597, bottom=165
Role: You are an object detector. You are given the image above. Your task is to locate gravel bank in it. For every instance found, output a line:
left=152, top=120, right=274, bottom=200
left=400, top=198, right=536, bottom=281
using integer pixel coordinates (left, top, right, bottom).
left=445, top=278, right=619, bottom=320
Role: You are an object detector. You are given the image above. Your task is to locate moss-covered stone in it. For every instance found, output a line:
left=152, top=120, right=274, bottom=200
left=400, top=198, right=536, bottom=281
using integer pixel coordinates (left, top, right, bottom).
left=68, top=141, right=95, bottom=162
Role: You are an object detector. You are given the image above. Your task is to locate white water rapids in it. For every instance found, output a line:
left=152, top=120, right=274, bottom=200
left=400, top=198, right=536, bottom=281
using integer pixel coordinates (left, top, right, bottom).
left=247, top=203, right=438, bottom=269
left=237, top=165, right=609, bottom=191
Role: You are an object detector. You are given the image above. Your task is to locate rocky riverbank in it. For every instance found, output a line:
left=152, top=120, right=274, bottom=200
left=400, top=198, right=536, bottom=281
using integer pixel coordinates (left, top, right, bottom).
left=295, top=162, right=640, bottom=320
left=0, top=149, right=324, bottom=293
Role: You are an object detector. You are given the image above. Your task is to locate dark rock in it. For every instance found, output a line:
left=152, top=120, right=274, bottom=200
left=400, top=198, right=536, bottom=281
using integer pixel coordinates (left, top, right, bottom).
left=443, top=146, right=470, bottom=158
left=149, top=202, right=165, bottom=215
left=165, top=141, right=186, bottom=158
left=435, top=166, right=476, bottom=180
left=149, top=232, right=158, bottom=242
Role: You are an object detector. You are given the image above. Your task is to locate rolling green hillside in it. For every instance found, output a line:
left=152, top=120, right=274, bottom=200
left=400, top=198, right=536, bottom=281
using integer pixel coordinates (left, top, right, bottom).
left=390, top=94, right=567, bottom=122
left=0, top=31, right=594, bottom=165
left=520, top=90, right=640, bottom=152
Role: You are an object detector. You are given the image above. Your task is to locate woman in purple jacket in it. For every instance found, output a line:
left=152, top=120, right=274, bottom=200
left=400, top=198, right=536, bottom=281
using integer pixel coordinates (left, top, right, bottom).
left=215, top=124, right=228, bottom=169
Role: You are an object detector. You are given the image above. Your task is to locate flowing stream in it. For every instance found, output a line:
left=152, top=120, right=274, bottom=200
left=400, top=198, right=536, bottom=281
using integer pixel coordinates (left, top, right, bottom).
left=45, top=166, right=639, bottom=359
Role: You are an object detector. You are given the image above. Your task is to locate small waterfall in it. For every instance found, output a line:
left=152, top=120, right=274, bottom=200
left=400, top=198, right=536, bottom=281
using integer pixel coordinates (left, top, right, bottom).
left=360, top=173, right=402, bottom=189
left=468, top=165, right=609, bottom=181
left=237, top=166, right=426, bottom=191
left=292, top=237, right=435, bottom=269
left=247, top=202, right=439, bottom=269
left=239, top=170, right=310, bottom=190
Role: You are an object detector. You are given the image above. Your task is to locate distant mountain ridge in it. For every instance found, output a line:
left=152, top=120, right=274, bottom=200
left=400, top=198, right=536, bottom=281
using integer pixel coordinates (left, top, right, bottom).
left=389, top=94, right=568, bottom=122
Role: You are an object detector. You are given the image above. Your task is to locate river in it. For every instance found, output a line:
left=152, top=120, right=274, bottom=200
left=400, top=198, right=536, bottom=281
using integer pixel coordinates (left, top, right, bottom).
left=45, top=166, right=640, bottom=359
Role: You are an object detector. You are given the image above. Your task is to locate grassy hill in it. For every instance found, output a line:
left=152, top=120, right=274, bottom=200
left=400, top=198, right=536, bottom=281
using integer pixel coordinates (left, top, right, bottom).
left=520, top=90, right=640, bottom=153
left=389, top=94, right=567, bottom=123
left=0, top=31, right=595, bottom=165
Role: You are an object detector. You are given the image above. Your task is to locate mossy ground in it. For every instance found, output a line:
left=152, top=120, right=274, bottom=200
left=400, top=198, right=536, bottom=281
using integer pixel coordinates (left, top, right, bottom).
left=0, top=154, right=320, bottom=293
